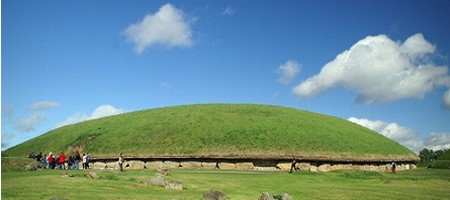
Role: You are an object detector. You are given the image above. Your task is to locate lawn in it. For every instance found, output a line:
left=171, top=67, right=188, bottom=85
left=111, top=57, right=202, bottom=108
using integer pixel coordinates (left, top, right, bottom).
left=2, top=168, right=449, bottom=199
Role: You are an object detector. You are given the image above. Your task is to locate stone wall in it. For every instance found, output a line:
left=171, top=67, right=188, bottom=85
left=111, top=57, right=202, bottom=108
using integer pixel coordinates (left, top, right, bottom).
left=89, top=158, right=416, bottom=172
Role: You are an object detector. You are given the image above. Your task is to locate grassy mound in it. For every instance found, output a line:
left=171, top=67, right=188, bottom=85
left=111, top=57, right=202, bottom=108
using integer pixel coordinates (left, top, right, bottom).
left=3, top=104, right=418, bottom=162
left=1, top=157, right=40, bottom=172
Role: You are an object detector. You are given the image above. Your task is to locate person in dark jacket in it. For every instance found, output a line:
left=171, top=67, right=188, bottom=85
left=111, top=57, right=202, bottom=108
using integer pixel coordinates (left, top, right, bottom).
left=289, top=160, right=299, bottom=173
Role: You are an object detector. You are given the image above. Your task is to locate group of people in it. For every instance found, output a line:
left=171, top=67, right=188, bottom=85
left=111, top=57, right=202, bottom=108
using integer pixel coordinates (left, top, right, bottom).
left=28, top=152, right=91, bottom=170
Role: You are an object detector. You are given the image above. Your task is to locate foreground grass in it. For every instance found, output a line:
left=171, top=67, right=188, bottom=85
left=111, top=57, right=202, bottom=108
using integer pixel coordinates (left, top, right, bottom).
left=2, top=168, right=450, bottom=199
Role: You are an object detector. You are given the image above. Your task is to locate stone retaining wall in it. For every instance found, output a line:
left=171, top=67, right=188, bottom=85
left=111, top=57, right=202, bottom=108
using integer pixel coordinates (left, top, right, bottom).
left=90, top=159, right=416, bottom=172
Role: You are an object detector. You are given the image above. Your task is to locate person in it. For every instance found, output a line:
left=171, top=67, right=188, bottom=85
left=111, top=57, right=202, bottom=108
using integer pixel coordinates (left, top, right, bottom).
left=68, top=156, right=74, bottom=169
left=28, top=152, right=36, bottom=159
left=118, top=153, right=125, bottom=171
left=74, top=152, right=81, bottom=170
left=85, top=153, right=91, bottom=169
left=82, top=154, right=87, bottom=169
left=41, top=154, right=48, bottom=168
left=35, top=152, right=43, bottom=162
left=391, top=162, right=397, bottom=174
left=289, top=160, right=299, bottom=173
left=47, top=152, right=54, bottom=169
left=58, top=152, right=66, bottom=170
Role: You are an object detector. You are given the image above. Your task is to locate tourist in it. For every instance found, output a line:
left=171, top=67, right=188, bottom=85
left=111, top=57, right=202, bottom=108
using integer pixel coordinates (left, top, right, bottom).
left=47, top=152, right=54, bottom=169
left=41, top=154, right=47, bottom=168
left=289, top=160, right=299, bottom=173
left=85, top=153, right=91, bottom=169
left=68, top=156, right=74, bottom=169
left=391, top=162, right=397, bottom=174
left=58, top=152, right=66, bottom=170
left=118, top=153, right=125, bottom=171
left=27, top=152, right=36, bottom=159
left=74, top=152, right=81, bottom=170
left=35, top=152, right=43, bottom=162
left=82, top=154, right=87, bottom=169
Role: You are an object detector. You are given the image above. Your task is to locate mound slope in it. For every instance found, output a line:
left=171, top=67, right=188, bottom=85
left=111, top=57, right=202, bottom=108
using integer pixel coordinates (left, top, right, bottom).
left=4, top=104, right=418, bottom=162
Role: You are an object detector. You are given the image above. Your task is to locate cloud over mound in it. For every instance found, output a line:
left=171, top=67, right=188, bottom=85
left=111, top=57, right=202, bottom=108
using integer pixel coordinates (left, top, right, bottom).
left=123, top=4, right=194, bottom=54
left=57, top=105, right=125, bottom=127
left=293, top=33, right=450, bottom=105
left=348, top=117, right=450, bottom=153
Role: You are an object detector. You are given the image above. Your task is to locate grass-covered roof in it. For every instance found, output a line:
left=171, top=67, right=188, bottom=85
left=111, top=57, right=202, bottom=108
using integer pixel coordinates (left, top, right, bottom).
left=4, top=104, right=418, bottom=162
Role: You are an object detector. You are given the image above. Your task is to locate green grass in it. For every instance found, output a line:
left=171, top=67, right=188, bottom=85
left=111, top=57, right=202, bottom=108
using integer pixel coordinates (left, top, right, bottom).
left=1, top=157, right=40, bottom=172
left=2, top=168, right=450, bottom=199
left=3, top=104, right=417, bottom=161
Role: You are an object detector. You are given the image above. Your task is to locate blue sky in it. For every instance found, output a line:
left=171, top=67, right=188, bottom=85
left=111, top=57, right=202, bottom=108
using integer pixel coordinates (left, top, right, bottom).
left=2, top=0, right=450, bottom=153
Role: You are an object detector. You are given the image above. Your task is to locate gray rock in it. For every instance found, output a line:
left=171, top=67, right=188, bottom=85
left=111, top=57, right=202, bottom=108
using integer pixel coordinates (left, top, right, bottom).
left=164, top=180, right=183, bottom=190
left=86, top=172, right=99, bottom=179
left=258, top=192, right=275, bottom=200
left=203, top=190, right=228, bottom=200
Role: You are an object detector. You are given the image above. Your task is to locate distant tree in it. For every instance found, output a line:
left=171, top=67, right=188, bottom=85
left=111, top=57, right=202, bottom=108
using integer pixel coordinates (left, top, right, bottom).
left=434, top=149, right=444, bottom=160
left=419, top=148, right=433, bottom=161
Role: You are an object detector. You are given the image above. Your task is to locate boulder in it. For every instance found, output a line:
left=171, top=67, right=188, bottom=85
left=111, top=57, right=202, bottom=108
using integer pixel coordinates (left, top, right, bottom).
left=164, top=161, right=180, bottom=168
left=259, top=192, right=293, bottom=200
left=180, top=161, right=202, bottom=169
left=127, top=160, right=145, bottom=169
left=156, top=168, right=170, bottom=176
left=93, top=162, right=106, bottom=169
left=146, top=161, right=164, bottom=169
left=258, top=192, right=275, bottom=200
left=298, top=162, right=311, bottom=170
left=318, top=164, right=331, bottom=172
left=86, top=172, right=99, bottom=179
left=61, top=172, right=73, bottom=178
left=218, top=162, right=236, bottom=170
left=309, top=165, right=318, bottom=172
left=201, top=162, right=217, bottom=169
left=254, top=167, right=277, bottom=171
left=276, top=193, right=293, bottom=200
left=203, top=190, right=228, bottom=200
left=26, top=164, right=36, bottom=171
left=236, top=162, right=254, bottom=170
left=276, top=162, right=291, bottom=171
left=164, top=180, right=183, bottom=190
left=106, top=161, right=117, bottom=169
left=149, top=176, right=167, bottom=186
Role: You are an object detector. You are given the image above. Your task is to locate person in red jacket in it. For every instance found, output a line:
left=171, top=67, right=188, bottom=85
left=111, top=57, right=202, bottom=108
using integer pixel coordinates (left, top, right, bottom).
left=58, top=152, right=66, bottom=170
left=47, top=152, right=54, bottom=169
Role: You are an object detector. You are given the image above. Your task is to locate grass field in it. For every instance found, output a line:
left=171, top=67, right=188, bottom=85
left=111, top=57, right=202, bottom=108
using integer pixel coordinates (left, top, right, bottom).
left=2, top=167, right=450, bottom=200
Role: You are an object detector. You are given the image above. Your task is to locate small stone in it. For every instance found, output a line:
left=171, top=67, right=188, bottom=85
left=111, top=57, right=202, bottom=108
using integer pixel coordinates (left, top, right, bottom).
left=203, top=190, right=228, bottom=200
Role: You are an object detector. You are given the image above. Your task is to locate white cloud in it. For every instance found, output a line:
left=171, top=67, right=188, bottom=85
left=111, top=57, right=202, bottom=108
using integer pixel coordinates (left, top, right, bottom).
left=348, top=117, right=450, bottom=153
left=277, top=60, right=301, bottom=84
left=57, top=105, right=126, bottom=128
left=442, top=89, right=450, bottom=109
left=1, top=133, right=14, bottom=149
left=15, top=113, right=46, bottom=132
left=2, top=104, right=14, bottom=117
left=293, top=33, right=450, bottom=105
left=423, top=133, right=450, bottom=151
left=123, top=3, right=194, bottom=54
left=222, top=6, right=235, bottom=16
left=30, top=101, right=59, bottom=111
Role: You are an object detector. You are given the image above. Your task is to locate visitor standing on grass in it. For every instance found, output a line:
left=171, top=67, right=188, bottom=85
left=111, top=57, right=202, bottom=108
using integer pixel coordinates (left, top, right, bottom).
left=58, top=152, right=66, bottom=170
left=82, top=154, right=87, bottom=169
left=118, top=153, right=125, bottom=171
left=47, top=153, right=54, bottom=169
left=289, top=160, right=299, bottom=173
left=391, top=162, right=397, bottom=174
left=74, top=152, right=81, bottom=170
